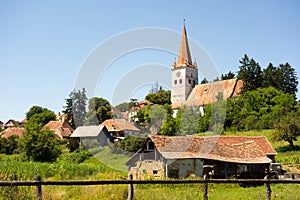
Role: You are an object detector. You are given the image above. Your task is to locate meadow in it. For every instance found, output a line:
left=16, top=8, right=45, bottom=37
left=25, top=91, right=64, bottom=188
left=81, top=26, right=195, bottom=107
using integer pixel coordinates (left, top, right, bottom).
left=0, top=130, right=299, bottom=199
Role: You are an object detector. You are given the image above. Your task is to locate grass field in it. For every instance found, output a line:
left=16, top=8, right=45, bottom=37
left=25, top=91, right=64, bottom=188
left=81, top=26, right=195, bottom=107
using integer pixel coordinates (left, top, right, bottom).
left=0, top=130, right=299, bottom=199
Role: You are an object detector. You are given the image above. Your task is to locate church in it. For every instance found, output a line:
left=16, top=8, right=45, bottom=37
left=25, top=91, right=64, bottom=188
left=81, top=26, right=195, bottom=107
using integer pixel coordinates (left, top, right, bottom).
left=171, top=23, right=243, bottom=110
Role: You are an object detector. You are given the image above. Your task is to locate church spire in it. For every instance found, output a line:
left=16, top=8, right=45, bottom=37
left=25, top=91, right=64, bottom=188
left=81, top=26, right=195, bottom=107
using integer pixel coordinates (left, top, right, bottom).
left=177, top=20, right=192, bottom=66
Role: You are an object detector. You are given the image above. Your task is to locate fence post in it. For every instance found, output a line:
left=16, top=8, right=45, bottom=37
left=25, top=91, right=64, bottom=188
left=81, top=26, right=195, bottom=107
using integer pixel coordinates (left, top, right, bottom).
left=128, top=174, right=134, bottom=200
left=35, top=176, right=42, bottom=200
left=264, top=175, right=271, bottom=200
left=203, top=174, right=209, bottom=200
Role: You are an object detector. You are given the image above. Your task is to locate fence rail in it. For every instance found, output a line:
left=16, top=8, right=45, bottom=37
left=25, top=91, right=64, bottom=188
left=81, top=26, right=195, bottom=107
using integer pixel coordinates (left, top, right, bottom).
left=0, top=175, right=300, bottom=200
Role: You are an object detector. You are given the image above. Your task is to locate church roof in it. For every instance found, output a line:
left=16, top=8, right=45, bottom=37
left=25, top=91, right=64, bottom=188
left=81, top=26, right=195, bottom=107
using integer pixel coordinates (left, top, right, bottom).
left=178, top=24, right=192, bottom=66
left=172, top=78, right=243, bottom=108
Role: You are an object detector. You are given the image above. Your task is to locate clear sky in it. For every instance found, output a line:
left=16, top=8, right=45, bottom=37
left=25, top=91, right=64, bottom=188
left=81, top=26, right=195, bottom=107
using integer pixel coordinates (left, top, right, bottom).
left=1, top=0, right=299, bottom=122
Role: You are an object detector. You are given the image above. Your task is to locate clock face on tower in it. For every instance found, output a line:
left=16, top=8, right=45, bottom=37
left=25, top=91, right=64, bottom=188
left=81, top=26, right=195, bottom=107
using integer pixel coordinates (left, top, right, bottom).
left=176, top=71, right=181, bottom=77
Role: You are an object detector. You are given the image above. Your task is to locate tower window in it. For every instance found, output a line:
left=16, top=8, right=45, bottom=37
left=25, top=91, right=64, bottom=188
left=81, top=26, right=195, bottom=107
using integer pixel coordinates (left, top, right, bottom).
left=193, top=80, right=196, bottom=86
left=179, top=79, right=182, bottom=84
left=188, top=79, right=191, bottom=84
left=174, top=80, right=177, bottom=85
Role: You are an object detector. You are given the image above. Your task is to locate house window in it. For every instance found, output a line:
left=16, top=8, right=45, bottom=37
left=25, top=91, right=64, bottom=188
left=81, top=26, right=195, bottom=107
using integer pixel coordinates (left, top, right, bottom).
left=153, top=170, right=158, bottom=176
left=179, top=79, right=182, bottom=84
left=174, top=80, right=177, bottom=85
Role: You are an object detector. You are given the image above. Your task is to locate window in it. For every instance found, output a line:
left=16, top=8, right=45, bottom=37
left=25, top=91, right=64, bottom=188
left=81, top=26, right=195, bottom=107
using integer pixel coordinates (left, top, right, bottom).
left=174, top=80, right=177, bottom=85
left=179, top=79, right=182, bottom=84
left=188, top=79, right=191, bottom=84
left=193, top=80, right=196, bottom=86
left=153, top=170, right=158, bottom=176
left=169, top=169, right=179, bottom=178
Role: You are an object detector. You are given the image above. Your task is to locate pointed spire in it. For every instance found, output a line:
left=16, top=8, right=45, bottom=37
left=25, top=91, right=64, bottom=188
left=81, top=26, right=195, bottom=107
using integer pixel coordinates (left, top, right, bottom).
left=178, top=20, right=192, bottom=66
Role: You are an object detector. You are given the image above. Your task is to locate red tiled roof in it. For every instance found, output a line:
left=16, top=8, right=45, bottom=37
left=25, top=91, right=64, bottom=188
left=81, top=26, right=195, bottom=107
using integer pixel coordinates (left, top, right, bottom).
left=44, top=121, right=74, bottom=138
left=4, top=119, right=21, bottom=128
left=1, top=127, right=25, bottom=138
left=172, top=79, right=243, bottom=108
left=128, top=135, right=275, bottom=165
left=101, top=119, right=140, bottom=132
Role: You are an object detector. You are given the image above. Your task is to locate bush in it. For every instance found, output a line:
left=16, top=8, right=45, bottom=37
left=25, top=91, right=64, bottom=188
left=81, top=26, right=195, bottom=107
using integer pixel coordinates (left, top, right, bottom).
left=57, top=150, right=90, bottom=164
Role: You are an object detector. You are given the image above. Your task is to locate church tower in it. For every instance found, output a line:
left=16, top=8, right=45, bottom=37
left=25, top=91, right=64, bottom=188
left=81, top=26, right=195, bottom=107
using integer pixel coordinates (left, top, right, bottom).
left=171, top=23, right=198, bottom=105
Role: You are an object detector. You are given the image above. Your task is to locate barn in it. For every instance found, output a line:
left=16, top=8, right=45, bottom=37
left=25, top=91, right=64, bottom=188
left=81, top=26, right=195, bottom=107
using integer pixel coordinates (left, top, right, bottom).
left=126, top=135, right=276, bottom=179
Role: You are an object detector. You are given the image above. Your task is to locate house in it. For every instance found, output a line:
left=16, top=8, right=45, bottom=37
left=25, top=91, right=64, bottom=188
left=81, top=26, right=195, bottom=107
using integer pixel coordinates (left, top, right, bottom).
left=0, top=121, right=4, bottom=129
left=0, top=127, right=25, bottom=138
left=101, top=119, right=140, bottom=139
left=3, top=119, right=22, bottom=128
left=171, top=24, right=243, bottom=111
left=43, top=120, right=74, bottom=139
left=128, top=100, right=153, bottom=122
left=70, top=125, right=113, bottom=148
left=126, top=135, right=276, bottom=179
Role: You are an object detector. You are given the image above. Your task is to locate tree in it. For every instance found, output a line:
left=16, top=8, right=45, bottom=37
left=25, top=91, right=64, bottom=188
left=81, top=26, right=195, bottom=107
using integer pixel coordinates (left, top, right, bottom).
left=23, top=121, right=62, bottom=162
left=63, top=88, right=88, bottom=128
left=177, top=106, right=201, bottom=135
left=201, top=78, right=209, bottom=84
left=25, top=106, right=56, bottom=127
left=145, top=89, right=171, bottom=105
left=237, top=54, right=263, bottom=93
left=0, top=135, right=20, bottom=155
left=279, top=63, right=298, bottom=96
left=221, top=71, right=235, bottom=80
left=273, top=113, right=300, bottom=150
left=262, top=63, right=282, bottom=90
left=85, top=97, right=112, bottom=125
left=115, top=102, right=129, bottom=112
left=159, top=104, right=178, bottom=136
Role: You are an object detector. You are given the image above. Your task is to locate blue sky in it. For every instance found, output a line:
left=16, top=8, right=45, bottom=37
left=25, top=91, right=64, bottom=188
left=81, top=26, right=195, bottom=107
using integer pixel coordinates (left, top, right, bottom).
left=0, top=0, right=299, bottom=122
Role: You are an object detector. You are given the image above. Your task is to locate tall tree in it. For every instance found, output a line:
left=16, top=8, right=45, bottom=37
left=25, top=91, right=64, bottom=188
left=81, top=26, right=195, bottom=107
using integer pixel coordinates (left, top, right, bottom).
left=237, top=54, right=263, bottom=93
left=63, top=88, right=88, bottom=128
left=279, top=63, right=298, bottom=96
left=221, top=71, right=235, bottom=80
left=262, top=63, right=282, bottom=90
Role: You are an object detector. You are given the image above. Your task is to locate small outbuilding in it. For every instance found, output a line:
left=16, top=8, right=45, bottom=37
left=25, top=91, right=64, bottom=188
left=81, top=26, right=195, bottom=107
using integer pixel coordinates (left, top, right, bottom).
left=70, top=125, right=113, bottom=148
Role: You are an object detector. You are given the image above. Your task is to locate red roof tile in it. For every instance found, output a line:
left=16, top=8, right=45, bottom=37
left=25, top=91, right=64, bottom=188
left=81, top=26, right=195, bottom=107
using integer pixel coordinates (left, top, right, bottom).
left=1, top=128, right=25, bottom=138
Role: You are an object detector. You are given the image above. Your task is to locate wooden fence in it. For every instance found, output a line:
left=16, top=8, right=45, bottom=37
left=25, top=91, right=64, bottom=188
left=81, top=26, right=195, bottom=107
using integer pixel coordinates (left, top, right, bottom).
left=0, top=175, right=299, bottom=200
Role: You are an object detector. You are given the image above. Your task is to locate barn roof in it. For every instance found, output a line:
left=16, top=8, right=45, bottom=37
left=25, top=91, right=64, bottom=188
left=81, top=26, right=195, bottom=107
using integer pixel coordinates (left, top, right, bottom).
left=127, top=135, right=276, bottom=165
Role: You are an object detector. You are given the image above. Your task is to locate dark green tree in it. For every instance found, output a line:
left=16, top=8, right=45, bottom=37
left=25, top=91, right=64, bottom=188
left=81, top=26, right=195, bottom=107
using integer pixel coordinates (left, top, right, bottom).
left=201, top=77, right=209, bottom=84
left=279, top=63, right=298, bottom=96
left=23, top=120, right=62, bottom=162
left=25, top=106, right=56, bottom=127
left=63, top=88, right=88, bottom=128
left=262, top=63, right=282, bottom=90
left=221, top=71, right=235, bottom=80
left=159, top=104, right=178, bottom=136
left=237, top=54, right=263, bottom=93
left=85, top=97, right=112, bottom=125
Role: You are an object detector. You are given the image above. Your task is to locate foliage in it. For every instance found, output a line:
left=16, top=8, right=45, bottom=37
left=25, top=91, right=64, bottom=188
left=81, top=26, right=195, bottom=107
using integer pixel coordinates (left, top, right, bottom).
left=225, top=87, right=297, bottom=131
left=201, top=77, right=208, bottom=84
left=25, top=105, right=56, bottom=126
left=237, top=54, right=263, bottom=93
left=221, top=71, right=235, bottom=80
left=115, top=102, right=130, bottom=112
left=114, top=136, right=146, bottom=153
left=23, top=123, right=62, bottom=162
left=0, top=135, right=20, bottom=155
left=85, top=97, right=112, bottom=125
left=145, top=89, right=171, bottom=105
left=63, top=88, right=88, bottom=128
left=279, top=62, right=298, bottom=96
left=160, top=104, right=178, bottom=136
left=176, top=106, right=201, bottom=135
left=273, top=112, right=300, bottom=150
left=57, top=150, right=90, bottom=164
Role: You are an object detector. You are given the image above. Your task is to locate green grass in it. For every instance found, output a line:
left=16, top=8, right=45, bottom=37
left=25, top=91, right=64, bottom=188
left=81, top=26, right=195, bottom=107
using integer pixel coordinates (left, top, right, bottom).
left=93, top=146, right=132, bottom=173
